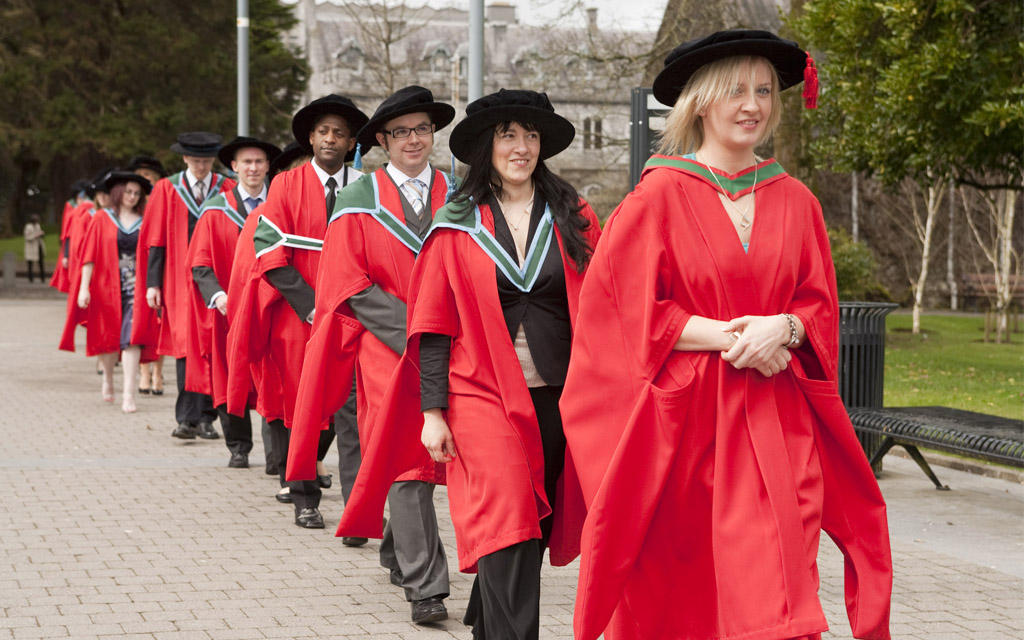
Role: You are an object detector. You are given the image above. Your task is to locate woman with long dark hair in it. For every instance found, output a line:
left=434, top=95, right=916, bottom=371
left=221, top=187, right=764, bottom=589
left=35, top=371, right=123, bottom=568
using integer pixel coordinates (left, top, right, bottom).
left=338, top=89, right=601, bottom=639
left=76, top=172, right=157, bottom=413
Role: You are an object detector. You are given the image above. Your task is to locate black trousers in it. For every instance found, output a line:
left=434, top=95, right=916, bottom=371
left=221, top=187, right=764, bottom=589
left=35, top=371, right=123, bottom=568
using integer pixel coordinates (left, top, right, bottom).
left=217, top=404, right=252, bottom=455
left=175, top=357, right=217, bottom=425
left=27, top=260, right=45, bottom=282
left=464, top=385, right=566, bottom=640
left=268, top=418, right=335, bottom=510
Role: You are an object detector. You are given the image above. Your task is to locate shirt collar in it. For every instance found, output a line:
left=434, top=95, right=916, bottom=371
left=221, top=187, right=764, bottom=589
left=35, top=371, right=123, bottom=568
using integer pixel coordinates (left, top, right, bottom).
left=240, top=183, right=268, bottom=202
left=385, top=162, right=433, bottom=188
left=239, top=183, right=269, bottom=213
left=310, top=159, right=349, bottom=189
left=185, top=169, right=212, bottom=191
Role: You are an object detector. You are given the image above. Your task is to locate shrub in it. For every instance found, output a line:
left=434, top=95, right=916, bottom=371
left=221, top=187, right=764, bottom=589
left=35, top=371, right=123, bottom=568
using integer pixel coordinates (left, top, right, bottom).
left=829, top=226, right=891, bottom=301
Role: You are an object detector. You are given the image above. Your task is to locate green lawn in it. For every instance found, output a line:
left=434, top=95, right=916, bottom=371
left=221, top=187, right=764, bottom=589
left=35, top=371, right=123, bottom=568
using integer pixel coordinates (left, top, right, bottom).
left=884, top=312, right=1023, bottom=420
left=0, top=224, right=62, bottom=263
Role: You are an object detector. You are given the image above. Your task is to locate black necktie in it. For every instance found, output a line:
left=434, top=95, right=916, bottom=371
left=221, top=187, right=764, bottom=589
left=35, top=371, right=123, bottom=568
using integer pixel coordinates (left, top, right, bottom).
left=325, top=176, right=337, bottom=219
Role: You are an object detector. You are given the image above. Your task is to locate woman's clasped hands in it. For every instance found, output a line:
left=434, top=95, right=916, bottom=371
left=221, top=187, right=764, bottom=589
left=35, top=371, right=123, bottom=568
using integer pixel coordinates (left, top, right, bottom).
left=720, top=314, right=792, bottom=378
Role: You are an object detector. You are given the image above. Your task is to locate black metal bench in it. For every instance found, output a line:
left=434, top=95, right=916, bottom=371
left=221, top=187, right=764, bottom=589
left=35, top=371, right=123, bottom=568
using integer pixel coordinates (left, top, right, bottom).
left=848, top=406, right=1024, bottom=490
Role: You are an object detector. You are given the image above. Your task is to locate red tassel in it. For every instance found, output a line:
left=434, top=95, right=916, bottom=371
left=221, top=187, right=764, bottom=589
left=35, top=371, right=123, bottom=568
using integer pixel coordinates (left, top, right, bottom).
left=802, top=52, right=819, bottom=109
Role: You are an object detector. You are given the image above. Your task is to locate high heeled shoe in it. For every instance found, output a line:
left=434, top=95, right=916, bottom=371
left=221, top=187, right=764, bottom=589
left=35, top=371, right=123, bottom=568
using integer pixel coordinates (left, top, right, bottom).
left=151, top=372, right=164, bottom=396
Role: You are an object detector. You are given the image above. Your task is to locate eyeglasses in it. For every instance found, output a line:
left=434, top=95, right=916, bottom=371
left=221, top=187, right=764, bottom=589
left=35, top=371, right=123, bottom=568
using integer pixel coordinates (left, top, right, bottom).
left=382, top=124, right=435, bottom=139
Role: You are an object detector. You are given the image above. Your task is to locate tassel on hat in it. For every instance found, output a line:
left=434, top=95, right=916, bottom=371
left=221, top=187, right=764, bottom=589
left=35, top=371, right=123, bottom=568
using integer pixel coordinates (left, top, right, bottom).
left=353, top=143, right=363, bottom=170
left=802, top=53, right=819, bottom=109
left=446, top=154, right=457, bottom=204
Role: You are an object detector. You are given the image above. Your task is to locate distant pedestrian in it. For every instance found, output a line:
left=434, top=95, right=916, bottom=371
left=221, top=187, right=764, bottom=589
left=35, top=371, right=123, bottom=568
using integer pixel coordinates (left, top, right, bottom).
left=23, top=215, right=46, bottom=282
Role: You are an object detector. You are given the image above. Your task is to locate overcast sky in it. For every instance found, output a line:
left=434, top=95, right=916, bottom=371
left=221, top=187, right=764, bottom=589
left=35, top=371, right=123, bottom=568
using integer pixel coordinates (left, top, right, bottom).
left=446, top=0, right=667, bottom=31
left=290, top=0, right=668, bottom=33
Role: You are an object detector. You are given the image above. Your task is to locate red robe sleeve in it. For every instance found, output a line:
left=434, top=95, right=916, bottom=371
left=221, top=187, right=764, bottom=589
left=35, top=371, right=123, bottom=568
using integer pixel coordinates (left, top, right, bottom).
left=332, top=229, right=458, bottom=539
left=185, top=203, right=241, bottom=401
left=284, top=210, right=363, bottom=482
left=58, top=205, right=96, bottom=352
left=49, top=200, right=74, bottom=292
left=225, top=213, right=282, bottom=420
left=287, top=170, right=444, bottom=485
left=185, top=217, right=215, bottom=397
left=130, top=181, right=169, bottom=353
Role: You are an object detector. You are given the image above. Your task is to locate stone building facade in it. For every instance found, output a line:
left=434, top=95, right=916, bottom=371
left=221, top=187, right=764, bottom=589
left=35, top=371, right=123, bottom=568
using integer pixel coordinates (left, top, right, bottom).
left=282, top=0, right=655, bottom=217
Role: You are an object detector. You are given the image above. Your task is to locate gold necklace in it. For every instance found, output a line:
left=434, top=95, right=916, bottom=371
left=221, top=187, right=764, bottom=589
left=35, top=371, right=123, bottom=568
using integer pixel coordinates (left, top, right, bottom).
left=502, top=192, right=535, bottom=232
left=698, top=152, right=758, bottom=230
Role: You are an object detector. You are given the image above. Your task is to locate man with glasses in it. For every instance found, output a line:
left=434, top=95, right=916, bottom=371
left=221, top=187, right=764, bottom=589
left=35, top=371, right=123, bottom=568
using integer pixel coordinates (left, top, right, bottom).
left=287, top=86, right=454, bottom=624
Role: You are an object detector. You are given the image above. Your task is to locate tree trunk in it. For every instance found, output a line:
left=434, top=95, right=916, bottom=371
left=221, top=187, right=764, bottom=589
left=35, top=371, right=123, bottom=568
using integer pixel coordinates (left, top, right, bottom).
left=995, top=188, right=1018, bottom=343
left=911, top=177, right=945, bottom=334
left=851, top=171, right=860, bottom=242
left=947, top=181, right=957, bottom=310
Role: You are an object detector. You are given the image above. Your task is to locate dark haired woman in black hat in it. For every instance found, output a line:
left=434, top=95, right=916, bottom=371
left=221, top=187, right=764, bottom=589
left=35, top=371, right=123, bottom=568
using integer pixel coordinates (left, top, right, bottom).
left=337, top=88, right=601, bottom=638
left=74, top=172, right=158, bottom=413
left=560, top=30, right=892, bottom=640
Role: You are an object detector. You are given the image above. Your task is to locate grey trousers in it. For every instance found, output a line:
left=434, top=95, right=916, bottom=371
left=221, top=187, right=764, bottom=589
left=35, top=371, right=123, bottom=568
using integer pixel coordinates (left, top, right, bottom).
left=379, top=480, right=450, bottom=601
left=335, top=376, right=448, bottom=601
left=333, top=381, right=360, bottom=502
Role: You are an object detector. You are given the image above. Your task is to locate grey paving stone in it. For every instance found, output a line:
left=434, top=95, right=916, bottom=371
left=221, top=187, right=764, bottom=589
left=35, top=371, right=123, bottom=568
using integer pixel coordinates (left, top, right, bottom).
left=4, top=299, right=1023, bottom=639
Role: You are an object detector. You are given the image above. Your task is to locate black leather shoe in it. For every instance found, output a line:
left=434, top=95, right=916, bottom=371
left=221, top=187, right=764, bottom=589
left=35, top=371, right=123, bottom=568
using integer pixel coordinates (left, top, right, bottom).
left=411, top=596, right=448, bottom=624
left=172, top=422, right=197, bottom=439
left=264, top=463, right=279, bottom=476
left=275, top=489, right=292, bottom=504
left=197, top=421, right=220, bottom=440
left=295, top=507, right=324, bottom=529
left=317, top=474, right=332, bottom=489
left=389, top=568, right=403, bottom=587
left=228, top=452, right=248, bottom=468
left=341, top=536, right=368, bottom=547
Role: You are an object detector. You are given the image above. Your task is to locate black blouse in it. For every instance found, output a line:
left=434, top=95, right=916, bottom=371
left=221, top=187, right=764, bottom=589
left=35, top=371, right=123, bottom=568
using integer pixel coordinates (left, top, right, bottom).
left=420, top=194, right=572, bottom=411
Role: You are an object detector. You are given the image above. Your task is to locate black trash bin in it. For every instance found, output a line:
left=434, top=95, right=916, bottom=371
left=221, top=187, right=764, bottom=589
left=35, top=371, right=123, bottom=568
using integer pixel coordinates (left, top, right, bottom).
left=837, top=302, right=899, bottom=473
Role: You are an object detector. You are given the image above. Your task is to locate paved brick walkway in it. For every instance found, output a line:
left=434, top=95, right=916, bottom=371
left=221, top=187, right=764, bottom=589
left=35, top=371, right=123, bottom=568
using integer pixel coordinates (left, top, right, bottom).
left=2, top=296, right=1022, bottom=639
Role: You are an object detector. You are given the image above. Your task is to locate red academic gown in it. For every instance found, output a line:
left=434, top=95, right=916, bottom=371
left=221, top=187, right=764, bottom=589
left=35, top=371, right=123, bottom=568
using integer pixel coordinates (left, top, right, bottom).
left=243, top=163, right=335, bottom=427
left=184, top=189, right=248, bottom=406
left=337, top=201, right=601, bottom=573
left=58, top=202, right=98, bottom=351
left=61, top=209, right=158, bottom=360
left=560, top=156, right=892, bottom=640
left=49, top=199, right=76, bottom=292
left=131, top=172, right=234, bottom=358
left=286, top=167, right=453, bottom=487
left=224, top=211, right=279, bottom=421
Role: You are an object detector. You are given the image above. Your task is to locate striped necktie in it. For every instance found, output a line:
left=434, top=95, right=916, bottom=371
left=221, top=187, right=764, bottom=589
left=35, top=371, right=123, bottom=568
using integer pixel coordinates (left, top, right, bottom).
left=405, top=179, right=427, bottom=218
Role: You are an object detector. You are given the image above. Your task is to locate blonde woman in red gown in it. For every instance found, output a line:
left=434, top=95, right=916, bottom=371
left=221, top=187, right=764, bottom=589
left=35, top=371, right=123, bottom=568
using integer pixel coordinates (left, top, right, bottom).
left=560, top=30, right=893, bottom=640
